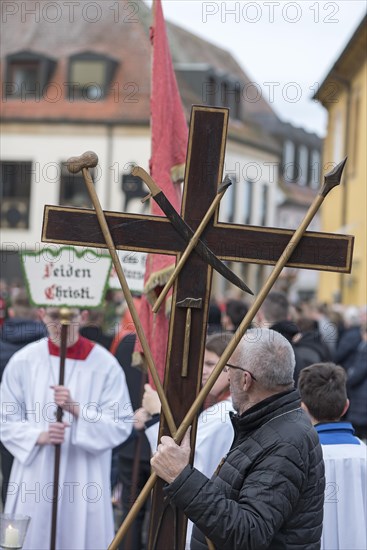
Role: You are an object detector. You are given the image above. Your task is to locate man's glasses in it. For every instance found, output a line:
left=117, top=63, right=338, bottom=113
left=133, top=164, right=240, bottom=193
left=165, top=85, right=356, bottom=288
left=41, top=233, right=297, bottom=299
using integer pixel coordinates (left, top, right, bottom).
left=224, top=363, right=257, bottom=381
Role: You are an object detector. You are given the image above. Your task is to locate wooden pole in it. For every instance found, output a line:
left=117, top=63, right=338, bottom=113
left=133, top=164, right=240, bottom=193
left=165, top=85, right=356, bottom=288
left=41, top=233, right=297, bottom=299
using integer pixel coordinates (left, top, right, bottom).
left=66, top=151, right=177, bottom=437
left=125, top=369, right=147, bottom=550
left=108, top=157, right=347, bottom=550
left=50, top=309, right=70, bottom=550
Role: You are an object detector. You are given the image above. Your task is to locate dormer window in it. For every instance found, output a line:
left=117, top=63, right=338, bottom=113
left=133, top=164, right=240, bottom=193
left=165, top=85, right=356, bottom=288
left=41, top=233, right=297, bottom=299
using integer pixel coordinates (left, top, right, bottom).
left=5, top=51, right=55, bottom=99
left=221, top=81, right=229, bottom=106
left=297, top=145, right=309, bottom=186
left=221, top=77, right=241, bottom=120
left=174, top=63, right=242, bottom=120
left=206, top=75, right=218, bottom=105
left=11, top=61, right=38, bottom=89
left=68, top=52, right=118, bottom=101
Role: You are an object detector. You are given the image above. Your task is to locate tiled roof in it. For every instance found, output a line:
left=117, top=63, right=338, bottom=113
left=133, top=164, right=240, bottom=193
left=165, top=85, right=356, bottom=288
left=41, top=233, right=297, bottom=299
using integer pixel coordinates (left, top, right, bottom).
left=280, top=180, right=318, bottom=207
left=255, top=114, right=322, bottom=146
left=0, top=0, right=279, bottom=152
left=1, top=1, right=152, bottom=122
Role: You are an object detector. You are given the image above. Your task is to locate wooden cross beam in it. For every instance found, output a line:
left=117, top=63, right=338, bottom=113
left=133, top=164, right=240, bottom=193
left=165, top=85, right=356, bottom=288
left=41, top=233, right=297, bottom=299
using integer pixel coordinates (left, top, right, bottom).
left=42, top=198, right=353, bottom=276
left=42, top=105, right=353, bottom=550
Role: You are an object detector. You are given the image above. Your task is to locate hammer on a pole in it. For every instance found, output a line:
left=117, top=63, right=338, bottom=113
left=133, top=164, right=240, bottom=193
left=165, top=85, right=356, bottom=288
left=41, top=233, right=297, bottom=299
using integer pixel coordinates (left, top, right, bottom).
left=65, top=151, right=177, bottom=437
left=176, top=297, right=203, bottom=377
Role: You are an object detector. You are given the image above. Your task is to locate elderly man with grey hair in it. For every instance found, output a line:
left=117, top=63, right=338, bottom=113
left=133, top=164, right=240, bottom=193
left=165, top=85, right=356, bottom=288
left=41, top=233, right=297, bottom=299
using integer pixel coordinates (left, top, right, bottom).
left=151, top=328, right=325, bottom=550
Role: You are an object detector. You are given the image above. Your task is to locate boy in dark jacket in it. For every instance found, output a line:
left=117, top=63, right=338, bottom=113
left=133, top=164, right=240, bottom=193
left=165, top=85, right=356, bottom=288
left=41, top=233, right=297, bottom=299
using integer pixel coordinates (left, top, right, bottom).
left=151, top=328, right=325, bottom=550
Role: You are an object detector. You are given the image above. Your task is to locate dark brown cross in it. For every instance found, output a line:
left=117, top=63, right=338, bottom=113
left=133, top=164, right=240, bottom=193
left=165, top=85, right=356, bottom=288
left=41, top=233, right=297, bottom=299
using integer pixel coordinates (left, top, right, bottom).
left=42, top=105, right=353, bottom=550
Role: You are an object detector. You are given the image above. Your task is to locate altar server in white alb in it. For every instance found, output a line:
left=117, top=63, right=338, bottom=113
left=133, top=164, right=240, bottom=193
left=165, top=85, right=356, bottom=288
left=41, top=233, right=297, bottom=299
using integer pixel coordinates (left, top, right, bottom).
left=299, top=362, right=367, bottom=550
left=1, top=307, right=133, bottom=550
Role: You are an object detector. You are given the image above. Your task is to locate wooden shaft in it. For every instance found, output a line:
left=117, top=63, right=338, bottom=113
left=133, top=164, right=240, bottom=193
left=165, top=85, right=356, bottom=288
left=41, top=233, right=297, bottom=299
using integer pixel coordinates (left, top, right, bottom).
left=108, top=191, right=327, bottom=549
left=125, top=432, right=144, bottom=549
left=205, top=538, right=216, bottom=550
left=50, top=446, right=61, bottom=550
left=125, top=372, right=147, bottom=548
left=181, top=308, right=191, bottom=377
left=153, top=190, right=226, bottom=313
left=50, top=322, right=68, bottom=550
left=108, top=473, right=158, bottom=550
left=81, top=167, right=177, bottom=436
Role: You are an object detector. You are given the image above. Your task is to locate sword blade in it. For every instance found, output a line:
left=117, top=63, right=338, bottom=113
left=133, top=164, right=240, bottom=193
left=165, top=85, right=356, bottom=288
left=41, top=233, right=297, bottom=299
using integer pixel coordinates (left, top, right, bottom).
left=154, top=191, right=253, bottom=295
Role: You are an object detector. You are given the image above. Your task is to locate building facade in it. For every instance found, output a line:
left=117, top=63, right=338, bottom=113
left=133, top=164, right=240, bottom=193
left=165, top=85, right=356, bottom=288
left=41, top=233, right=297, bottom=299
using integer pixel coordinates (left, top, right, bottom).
left=1, top=0, right=322, bottom=299
left=315, top=15, right=366, bottom=306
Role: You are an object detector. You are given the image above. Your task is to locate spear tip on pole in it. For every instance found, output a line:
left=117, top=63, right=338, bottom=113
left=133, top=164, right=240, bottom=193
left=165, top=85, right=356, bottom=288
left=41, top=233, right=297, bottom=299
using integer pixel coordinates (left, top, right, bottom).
left=320, top=157, right=348, bottom=197
left=218, top=176, right=232, bottom=193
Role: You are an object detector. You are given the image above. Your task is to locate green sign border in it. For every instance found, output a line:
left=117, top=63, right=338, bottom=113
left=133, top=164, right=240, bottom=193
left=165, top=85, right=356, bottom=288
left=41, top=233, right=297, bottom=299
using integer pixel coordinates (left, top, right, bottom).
left=20, top=246, right=112, bottom=309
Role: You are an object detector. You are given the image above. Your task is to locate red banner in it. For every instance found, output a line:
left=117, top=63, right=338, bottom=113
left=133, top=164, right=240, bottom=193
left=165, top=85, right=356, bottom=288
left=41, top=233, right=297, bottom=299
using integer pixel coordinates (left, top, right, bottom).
left=134, top=0, right=188, bottom=385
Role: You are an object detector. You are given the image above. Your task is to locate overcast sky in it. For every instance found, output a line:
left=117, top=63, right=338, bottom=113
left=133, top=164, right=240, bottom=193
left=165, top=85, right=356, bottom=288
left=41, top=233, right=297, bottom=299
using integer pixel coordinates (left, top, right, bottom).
left=146, top=1, right=366, bottom=136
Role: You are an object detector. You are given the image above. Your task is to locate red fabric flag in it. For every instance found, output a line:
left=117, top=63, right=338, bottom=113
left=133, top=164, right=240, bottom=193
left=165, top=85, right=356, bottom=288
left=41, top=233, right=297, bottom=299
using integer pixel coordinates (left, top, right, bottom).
left=133, top=0, right=188, bottom=385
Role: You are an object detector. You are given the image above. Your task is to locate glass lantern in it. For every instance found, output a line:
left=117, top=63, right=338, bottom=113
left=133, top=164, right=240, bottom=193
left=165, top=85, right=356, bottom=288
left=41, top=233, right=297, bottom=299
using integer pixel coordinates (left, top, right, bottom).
left=0, top=515, right=31, bottom=549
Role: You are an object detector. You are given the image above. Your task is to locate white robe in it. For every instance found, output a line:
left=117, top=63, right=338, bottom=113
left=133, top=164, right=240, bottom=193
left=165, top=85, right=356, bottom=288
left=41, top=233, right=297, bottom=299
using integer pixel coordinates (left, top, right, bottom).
left=145, top=398, right=234, bottom=547
left=321, top=442, right=367, bottom=550
left=1, top=338, right=133, bottom=550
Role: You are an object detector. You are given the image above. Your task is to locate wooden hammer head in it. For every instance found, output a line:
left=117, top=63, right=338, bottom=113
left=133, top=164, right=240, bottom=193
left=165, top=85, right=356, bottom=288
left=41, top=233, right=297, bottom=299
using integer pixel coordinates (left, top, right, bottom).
left=66, top=151, right=98, bottom=174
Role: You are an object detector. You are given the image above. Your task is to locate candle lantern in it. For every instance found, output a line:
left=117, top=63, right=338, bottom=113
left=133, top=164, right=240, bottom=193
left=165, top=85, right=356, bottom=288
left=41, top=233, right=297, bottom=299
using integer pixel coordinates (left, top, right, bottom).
left=0, top=515, right=31, bottom=549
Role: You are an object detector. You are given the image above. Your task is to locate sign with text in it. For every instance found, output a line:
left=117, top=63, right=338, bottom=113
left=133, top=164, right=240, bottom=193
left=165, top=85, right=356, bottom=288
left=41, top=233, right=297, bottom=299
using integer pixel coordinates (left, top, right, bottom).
left=21, top=247, right=112, bottom=308
left=108, top=251, right=147, bottom=293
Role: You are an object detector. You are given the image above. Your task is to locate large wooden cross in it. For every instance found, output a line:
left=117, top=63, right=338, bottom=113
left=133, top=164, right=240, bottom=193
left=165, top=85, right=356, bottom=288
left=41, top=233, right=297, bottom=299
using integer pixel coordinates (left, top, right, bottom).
left=42, top=105, right=353, bottom=550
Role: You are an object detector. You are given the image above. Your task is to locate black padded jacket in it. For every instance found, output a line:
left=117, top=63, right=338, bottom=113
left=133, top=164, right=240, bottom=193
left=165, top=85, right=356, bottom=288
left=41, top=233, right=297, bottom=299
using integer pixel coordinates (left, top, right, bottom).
left=165, top=389, right=325, bottom=550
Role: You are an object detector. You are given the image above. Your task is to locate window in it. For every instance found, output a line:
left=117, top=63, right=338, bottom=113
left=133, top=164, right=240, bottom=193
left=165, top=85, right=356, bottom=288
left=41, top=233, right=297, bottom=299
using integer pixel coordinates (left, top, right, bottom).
left=0, top=161, right=32, bottom=228
left=68, top=52, right=118, bottom=100
left=310, top=150, right=321, bottom=189
left=297, top=145, right=309, bottom=186
left=221, top=78, right=241, bottom=120
left=5, top=51, right=55, bottom=100
left=121, top=173, right=149, bottom=213
left=243, top=180, right=253, bottom=225
left=205, top=75, right=218, bottom=106
left=332, top=110, right=344, bottom=164
left=218, top=177, right=235, bottom=223
left=10, top=61, right=38, bottom=90
left=283, top=140, right=295, bottom=182
left=59, top=164, right=94, bottom=208
left=178, top=65, right=242, bottom=119
left=349, top=89, right=360, bottom=175
left=233, top=84, right=241, bottom=120
left=221, top=81, right=229, bottom=106
left=261, top=185, right=268, bottom=226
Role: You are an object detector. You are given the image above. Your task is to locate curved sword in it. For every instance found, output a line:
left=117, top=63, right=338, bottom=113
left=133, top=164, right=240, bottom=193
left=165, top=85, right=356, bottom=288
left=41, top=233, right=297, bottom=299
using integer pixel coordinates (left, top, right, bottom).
left=132, top=166, right=253, bottom=295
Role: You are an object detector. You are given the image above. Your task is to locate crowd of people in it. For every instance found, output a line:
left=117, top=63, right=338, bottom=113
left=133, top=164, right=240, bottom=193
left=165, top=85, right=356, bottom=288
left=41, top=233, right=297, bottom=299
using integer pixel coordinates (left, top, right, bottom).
left=0, top=280, right=366, bottom=549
